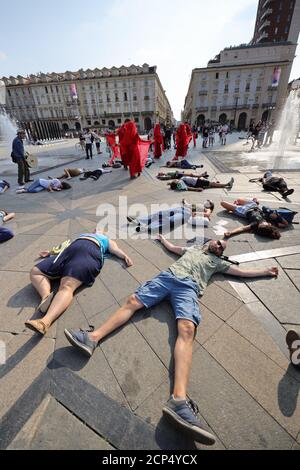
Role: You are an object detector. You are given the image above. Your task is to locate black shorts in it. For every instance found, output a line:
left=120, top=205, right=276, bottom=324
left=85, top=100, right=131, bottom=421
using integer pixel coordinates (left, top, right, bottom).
left=196, top=178, right=210, bottom=189
left=36, top=239, right=103, bottom=287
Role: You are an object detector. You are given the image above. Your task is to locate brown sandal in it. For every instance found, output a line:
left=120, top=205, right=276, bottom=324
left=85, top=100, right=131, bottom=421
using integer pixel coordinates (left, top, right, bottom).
left=25, top=319, right=49, bottom=335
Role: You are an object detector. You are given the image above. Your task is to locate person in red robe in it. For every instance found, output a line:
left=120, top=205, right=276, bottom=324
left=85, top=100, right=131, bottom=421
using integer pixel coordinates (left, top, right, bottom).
left=153, top=124, right=164, bottom=159
left=172, top=123, right=188, bottom=161
left=123, top=121, right=151, bottom=179
left=185, top=122, right=193, bottom=154
left=117, top=119, right=131, bottom=170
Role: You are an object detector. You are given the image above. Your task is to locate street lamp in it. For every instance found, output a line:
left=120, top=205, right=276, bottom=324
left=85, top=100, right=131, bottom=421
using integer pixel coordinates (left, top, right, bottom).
left=267, top=105, right=275, bottom=123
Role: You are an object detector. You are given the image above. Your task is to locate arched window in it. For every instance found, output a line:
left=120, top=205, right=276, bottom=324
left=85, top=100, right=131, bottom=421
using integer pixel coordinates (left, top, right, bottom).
left=237, top=113, right=247, bottom=131
left=219, top=113, right=227, bottom=125
left=196, top=114, right=205, bottom=126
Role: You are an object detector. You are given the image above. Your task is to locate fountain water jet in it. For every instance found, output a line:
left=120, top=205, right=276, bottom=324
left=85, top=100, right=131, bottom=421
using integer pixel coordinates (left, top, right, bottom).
left=273, top=87, right=300, bottom=169
left=0, top=111, right=18, bottom=160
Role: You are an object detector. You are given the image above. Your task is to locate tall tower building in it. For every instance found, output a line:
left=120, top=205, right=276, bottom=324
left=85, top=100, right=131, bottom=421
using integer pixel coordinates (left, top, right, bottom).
left=252, top=0, right=300, bottom=44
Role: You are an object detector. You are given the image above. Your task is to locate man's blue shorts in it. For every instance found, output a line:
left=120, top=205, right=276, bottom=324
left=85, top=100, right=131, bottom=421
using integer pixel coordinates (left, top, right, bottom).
left=135, top=270, right=201, bottom=326
left=234, top=202, right=257, bottom=218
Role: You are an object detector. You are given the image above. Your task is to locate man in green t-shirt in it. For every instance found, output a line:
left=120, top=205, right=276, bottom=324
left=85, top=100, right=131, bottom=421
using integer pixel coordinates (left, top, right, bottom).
left=64, top=235, right=278, bottom=445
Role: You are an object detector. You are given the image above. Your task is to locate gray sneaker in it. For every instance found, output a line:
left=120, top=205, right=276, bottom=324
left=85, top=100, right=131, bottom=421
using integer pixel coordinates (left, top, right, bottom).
left=162, top=397, right=216, bottom=445
left=64, top=328, right=98, bottom=357
left=227, top=177, right=234, bottom=189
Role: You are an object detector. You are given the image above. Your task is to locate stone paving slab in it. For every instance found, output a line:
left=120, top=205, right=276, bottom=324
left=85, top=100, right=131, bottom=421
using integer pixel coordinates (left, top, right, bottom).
left=232, top=245, right=300, bottom=264
left=222, top=277, right=258, bottom=304
left=277, top=254, right=300, bottom=269
left=90, top=306, right=169, bottom=412
left=116, top=240, right=160, bottom=284
left=204, top=324, right=300, bottom=439
left=284, top=270, right=300, bottom=291
left=100, top=259, right=140, bottom=302
left=8, top=395, right=114, bottom=450
left=0, top=234, right=65, bottom=272
left=189, top=346, right=294, bottom=450
left=0, top=191, right=67, bottom=214
left=53, top=302, right=129, bottom=408
left=196, top=305, right=224, bottom=346
left=75, top=277, right=116, bottom=320
left=227, top=304, right=291, bottom=371
left=0, top=334, right=54, bottom=420
left=243, top=259, right=300, bottom=325
left=200, top=283, right=244, bottom=322
left=0, top=271, right=40, bottom=335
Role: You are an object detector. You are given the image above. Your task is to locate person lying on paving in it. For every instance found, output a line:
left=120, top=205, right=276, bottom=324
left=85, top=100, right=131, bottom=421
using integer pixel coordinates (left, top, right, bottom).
left=52, top=168, right=86, bottom=180
left=127, top=199, right=214, bottom=233
left=165, top=160, right=204, bottom=170
left=168, top=176, right=234, bottom=192
left=0, top=210, right=15, bottom=243
left=25, top=233, right=133, bottom=335
left=64, top=235, right=278, bottom=446
left=220, top=199, right=282, bottom=239
left=157, top=171, right=209, bottom=181
left=16, top=178, right=71, bottom=194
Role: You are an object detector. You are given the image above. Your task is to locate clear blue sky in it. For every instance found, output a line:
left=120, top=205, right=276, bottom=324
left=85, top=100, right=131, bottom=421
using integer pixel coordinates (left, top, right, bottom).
left=0, top=0, right=299, bottom=119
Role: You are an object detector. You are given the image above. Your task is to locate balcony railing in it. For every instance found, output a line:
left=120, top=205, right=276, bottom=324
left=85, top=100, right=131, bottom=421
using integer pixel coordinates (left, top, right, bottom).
left=258, top=19, right=270, bottom=32
left=257, top=31, right=269, bottom=42
left=262, top=0, right=272, bottom=9
left=198, top=90, right=208, bottom=96
left=220, top=105, right=233, bottom=110
left=196, top=107, right=208, bottom=112
left=261, top=8, right=272, bottom=22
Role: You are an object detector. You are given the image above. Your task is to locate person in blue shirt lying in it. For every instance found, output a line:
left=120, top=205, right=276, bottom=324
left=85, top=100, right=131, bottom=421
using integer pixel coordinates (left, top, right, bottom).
left=0, top=210, right=15, bottom=243
left=25, top=233, right=133, bottom=335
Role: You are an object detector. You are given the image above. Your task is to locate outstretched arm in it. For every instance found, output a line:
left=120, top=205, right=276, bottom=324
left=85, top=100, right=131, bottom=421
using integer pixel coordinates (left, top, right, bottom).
left=224, top=225, right=252, bottom=238
left=157, top=234, right=185, bottom=256
left=226, top=265, right=278, bottom=278
left=3, top=212, right=15, bottom=222
left=108, top=240, right=133, bottom=267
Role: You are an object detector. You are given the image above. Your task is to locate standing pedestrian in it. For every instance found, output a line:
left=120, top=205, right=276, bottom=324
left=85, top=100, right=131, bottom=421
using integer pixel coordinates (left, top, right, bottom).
left=11, top=130, right=32, bottom=189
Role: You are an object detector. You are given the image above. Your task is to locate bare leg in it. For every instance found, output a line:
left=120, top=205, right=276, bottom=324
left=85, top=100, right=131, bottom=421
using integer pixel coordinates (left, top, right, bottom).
left=90, top=295, right=143, bottom=343
left=173, top=320, right=196, bottom=399
left=209, top=182, right=229, bottom=188
left=42, top=276, right=82, bottom=327
left=30, top=267, right=52, bottom=301
left=221, top=201, right=238, bottom=212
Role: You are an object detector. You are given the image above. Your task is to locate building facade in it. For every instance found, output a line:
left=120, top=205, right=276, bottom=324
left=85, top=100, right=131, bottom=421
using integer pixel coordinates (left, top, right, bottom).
left=183, top=0, right=300, bottom=130
left=2, top=64, right=173, bottom=140
left=183, top=41, right=297, bottom=130
left=252, top=0, right=300, bottom=44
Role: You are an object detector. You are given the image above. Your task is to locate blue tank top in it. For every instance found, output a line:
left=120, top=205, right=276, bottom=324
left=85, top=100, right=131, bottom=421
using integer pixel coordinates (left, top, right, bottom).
left=78, top=233, right=110, bottom=253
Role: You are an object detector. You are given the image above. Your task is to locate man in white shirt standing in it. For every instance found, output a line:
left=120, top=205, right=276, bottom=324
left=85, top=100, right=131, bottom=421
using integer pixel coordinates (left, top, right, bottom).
left=83, top=129, right=98, bottom=160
